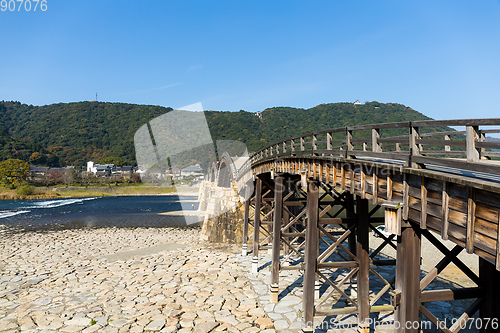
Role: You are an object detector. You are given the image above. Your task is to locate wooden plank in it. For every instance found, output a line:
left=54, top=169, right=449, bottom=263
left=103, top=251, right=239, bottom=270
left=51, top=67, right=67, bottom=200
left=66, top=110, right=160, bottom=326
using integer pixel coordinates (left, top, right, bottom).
left=442, top=181, right=450, bottom=240
left=475, top=191, right=500, bottom=213
left=425, top=201, right=444, bottom=219
left=448, top=195, right=468, bottom=213
left=373, top=173, right=378, bottom=205
left=466, top=187, right=476, bottom=254
left=392, top=181, right=404, bottom=193
left=426, top=192, right=442, bottom=205
left=474, top=247, right=496, bottom=265
left=448, top=208, right=467, bottom=228
left=347, top=150, right=409, bottom=161
left=474, top=216, right=498, bottom=239
left=448, top=221, right=467, bottom=244
left=415, top=138, right=466, bottom=147
left=475, top=202, right=500, bottom=224
left=426, top=178, right=444, bottom=192
left=426, top=213, right=443, bottom=233
left=473, top=231, right=497, bottom=257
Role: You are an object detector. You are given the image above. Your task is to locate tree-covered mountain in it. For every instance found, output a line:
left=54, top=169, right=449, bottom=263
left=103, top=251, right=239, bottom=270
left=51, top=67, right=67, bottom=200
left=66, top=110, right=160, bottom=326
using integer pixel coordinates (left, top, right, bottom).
left=0, top=100, right=436, bottom=167
left=205, top=101, right=434, bottom=152
left=0, top=128, right=59, bottom=166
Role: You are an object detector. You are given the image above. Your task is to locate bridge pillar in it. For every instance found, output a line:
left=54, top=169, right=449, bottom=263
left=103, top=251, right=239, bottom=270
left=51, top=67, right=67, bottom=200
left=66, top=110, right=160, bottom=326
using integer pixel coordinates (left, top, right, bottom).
left=356, top=195, right=370, bottom=333
left=270, top=176, right=283, bottom=303
left=252, top=178, right=262, bottom=273
left=394, top=221, right=421, bottom=333
left=303, top=181, right=319, bottom=332
left=479, top=257, right=500, bottom=333
left=242, top=184, right=250, bottom=256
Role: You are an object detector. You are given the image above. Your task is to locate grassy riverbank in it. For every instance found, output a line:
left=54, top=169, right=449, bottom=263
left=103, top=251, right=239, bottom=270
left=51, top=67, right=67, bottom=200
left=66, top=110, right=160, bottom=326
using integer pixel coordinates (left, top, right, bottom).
left=0, top=184, right=187, bottom=200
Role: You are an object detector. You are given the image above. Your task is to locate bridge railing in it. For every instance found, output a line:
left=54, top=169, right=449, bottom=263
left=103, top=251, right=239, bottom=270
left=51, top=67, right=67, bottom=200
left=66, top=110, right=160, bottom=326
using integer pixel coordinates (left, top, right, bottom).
left=250, top=118, right=500, bottom=176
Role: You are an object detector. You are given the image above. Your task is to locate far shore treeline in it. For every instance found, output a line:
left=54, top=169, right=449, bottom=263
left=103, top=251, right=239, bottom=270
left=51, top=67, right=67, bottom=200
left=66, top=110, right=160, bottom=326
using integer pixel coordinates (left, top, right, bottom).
left=0, top=100, right=436, bottom=169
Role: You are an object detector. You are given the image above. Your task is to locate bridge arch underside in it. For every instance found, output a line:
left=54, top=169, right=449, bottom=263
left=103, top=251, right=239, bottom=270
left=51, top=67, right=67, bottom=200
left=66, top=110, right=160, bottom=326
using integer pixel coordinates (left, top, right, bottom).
left=245, top=156, right=500, bottom=332
left=217, top=160, right=233, bottom=188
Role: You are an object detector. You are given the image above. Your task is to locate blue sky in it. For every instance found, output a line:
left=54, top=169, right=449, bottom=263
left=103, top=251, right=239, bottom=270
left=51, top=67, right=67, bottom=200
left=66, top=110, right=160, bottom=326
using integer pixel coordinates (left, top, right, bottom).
left=1, top=0, right=500, bottom=120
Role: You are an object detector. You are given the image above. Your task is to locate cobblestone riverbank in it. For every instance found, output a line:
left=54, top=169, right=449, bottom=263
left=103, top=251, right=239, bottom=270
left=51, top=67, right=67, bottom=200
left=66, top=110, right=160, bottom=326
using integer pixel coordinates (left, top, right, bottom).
left=0, top=228, right=277, bottom=333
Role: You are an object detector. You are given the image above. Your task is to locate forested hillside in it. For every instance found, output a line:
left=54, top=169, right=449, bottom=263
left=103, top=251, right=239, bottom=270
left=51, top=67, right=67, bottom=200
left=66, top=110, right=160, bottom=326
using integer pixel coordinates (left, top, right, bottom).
left=0, top=100, right=435, bottom=167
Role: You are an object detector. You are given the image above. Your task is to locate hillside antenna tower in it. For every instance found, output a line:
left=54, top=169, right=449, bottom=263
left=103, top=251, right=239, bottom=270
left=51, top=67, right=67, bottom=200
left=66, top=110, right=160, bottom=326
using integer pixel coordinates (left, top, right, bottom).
left=96, top=93, right=98, bottom=101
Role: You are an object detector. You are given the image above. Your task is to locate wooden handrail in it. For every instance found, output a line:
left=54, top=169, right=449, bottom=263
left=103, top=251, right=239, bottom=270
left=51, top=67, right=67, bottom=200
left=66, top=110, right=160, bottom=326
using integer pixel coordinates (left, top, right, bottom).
left=248, top=118, right=500, bottom=177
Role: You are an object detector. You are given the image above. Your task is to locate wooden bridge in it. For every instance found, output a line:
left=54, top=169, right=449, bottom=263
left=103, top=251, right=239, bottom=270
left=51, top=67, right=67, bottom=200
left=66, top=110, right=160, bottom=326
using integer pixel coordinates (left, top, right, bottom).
left=209, top=118, right=500, bottom=332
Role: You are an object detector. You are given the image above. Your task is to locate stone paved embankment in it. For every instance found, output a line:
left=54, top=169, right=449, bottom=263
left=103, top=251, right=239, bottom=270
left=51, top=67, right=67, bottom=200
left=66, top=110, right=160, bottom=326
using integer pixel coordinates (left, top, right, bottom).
left=0, top=228, right=277, bottom=333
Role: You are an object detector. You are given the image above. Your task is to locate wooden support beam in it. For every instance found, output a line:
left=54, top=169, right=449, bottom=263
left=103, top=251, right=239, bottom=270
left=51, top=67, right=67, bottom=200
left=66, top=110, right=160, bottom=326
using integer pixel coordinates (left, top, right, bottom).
left=303, top=181, right=319, bottom=332
left=479, top=257, right=500, bottom=332
left=496, top=211, right=500, bottom=271
left=395, top=222, right=421, bottom=333
left=346, top=193, right=357, bottom=258
left=403, top=173, right=409, bottom=221
left=356, top=196, right=370, bottom=333
left=252, top=178, right=262, bottom=273
left=317, top=261, right=358, bottom=269
left=420, top=176, right=427, bottom=229
left=449, top=298, right=482, bottom=333
left=350, top=166, right=355, bottom=194
left=422, top=229, right=481, bottom=286
left=372, top=128, right=382, bottom=153
left=282, top=205, right=290, bottom=267
left=341, top=164, right=346, bottom=190
left=270, top=177, right=283, bottom=303
left=420, top=287, right=484, bottom=303
left=387, top=173, right=393, bottom=200
left=466, top=187, right=476, bottom=254
left=420, top=245, right=463, bottom=291
left=466, top=125, right=480, bottom=162
left=361, top=167, right=366, bottom=199
left=409, top=124, right=420, bottom=168
left=242, top=185, right=250, bottom=256
left=442, top=181, right=450, bottom=241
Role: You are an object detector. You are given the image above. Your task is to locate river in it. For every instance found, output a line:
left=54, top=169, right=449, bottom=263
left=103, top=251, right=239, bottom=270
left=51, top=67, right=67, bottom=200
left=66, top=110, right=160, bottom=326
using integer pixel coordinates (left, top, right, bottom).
left=0, top=195, right=201, bottom=232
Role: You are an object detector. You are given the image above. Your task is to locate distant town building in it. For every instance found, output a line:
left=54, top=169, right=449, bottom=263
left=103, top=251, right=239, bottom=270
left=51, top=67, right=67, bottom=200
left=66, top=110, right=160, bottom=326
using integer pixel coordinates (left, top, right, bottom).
left=181, top=164, right=204, bottom=177
left=87, top=161, right=115, bottom=176
left=165, top=166, right=181, bottom=179
left=256, top=111, right=262, bottom=119
left=353, top=100, right=363, bottom=105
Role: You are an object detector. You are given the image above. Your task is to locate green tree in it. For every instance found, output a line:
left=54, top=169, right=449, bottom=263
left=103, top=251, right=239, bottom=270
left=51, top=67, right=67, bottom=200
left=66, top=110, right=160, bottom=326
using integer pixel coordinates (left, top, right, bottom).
left=99, top=156, right=127, bottom=167
left=0, top=159, right=30, bottom=188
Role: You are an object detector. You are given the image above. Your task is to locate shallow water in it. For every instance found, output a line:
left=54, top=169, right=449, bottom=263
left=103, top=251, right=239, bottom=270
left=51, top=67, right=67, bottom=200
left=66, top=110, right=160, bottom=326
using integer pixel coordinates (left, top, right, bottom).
left=0, top=195, right=200, bottom=232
